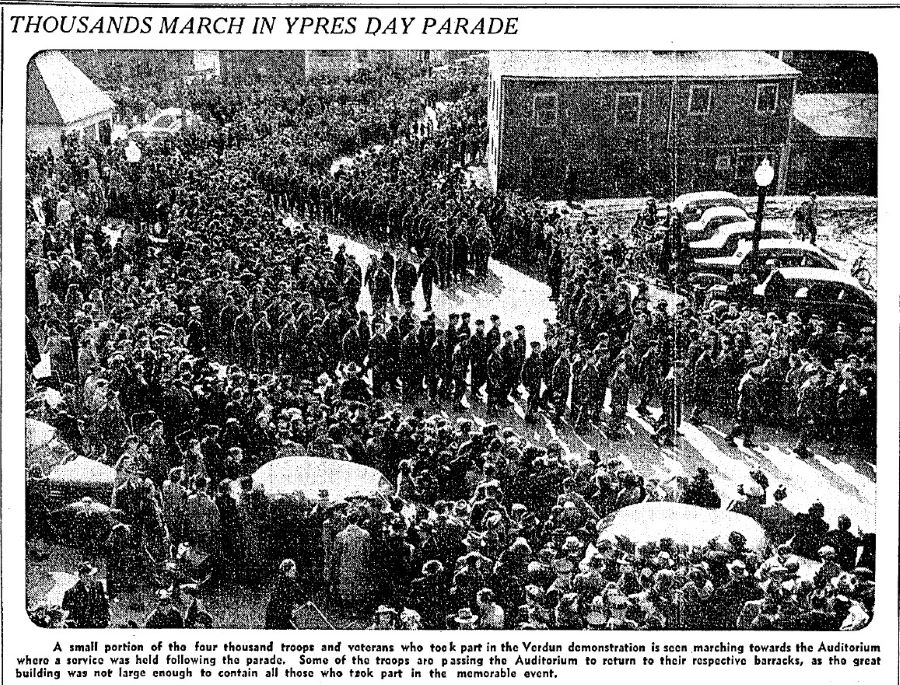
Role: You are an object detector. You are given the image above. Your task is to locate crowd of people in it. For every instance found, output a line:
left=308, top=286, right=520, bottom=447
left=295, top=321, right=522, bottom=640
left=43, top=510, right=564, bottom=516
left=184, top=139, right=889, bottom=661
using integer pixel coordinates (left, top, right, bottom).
left=24, top=57, right=875, bottom=631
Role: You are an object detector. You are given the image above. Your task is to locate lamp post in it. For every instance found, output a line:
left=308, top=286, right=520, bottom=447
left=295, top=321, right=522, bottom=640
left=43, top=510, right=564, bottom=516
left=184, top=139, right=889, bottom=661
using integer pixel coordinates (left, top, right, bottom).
left=751, top=157, right=775, bottom=273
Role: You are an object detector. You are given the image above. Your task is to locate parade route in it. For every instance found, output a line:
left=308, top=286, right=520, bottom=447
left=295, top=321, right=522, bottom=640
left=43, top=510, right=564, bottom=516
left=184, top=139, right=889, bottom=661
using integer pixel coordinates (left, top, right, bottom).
left=315, top=220, right=875, bottom=531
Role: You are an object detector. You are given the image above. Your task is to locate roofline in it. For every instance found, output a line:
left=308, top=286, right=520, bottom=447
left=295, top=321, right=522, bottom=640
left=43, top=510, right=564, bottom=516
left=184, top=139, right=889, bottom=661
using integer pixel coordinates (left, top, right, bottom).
left=498, top=74, right=798, bottom=83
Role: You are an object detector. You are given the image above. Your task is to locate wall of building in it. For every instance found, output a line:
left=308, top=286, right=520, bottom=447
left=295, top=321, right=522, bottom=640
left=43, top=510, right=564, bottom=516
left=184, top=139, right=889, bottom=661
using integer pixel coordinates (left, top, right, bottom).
left=27, top=111, right=113, bottom=153
left=220, top=51, right=306, bottom=83
left=492, top=76, right=795, bottom=200
left=788, top=138, right=876, bottom=195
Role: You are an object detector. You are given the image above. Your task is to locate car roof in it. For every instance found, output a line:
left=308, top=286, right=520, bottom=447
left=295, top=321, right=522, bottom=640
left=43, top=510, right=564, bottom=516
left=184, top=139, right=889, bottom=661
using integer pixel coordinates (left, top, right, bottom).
left=691, top=221, right=789, bottom=247
left=771, top=267, right=866, bottom=287
left=696, top=206, right=748, bottom=222
left=697, top=239, right=835, bottom=266
left=674, top=191, right=741, bottom=208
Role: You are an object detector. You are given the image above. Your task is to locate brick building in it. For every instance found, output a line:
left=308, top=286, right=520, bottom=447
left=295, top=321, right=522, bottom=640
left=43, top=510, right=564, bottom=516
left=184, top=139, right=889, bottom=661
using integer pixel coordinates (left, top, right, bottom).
left=487, top=51, right=800, bottom=200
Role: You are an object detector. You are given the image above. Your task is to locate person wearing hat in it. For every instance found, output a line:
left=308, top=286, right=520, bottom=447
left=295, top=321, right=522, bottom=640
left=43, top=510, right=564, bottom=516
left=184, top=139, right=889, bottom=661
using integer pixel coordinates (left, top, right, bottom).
left=603, top=591, right=637, bottom=630
left=725, top=365, right=761, bottom=449
left=792, top=365, right=823, bottom=459
left=395, top=253, right=419, bottom=307
left=728, top=481, right=765, bottom=520
left=62, top=561, right=109, bottom=628
left=418, top=248, right=438, bottom=312
left=145, top=588, right=185, bottom=628
left=711, top=558, right=761, bottom=629
left=521, top=340, right=544, bottom=423
left=468, top=318, right=489, bottom=399
left=265, top=559, right=303, bottom=629
left=407, top=560, right=450, bottom=629
left=369, top=605, right=400, bottom=630
left=447, top=606, right=479, bottom=629
left=814, top=546, right=843, bottom=587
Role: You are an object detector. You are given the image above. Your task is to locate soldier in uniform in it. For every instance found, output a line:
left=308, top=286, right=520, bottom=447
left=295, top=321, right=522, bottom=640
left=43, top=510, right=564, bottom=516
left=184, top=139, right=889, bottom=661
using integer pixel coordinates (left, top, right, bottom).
left=487, top=315, right=502, bottom=353
left=399, top=300, right=417, bottom=340
left=452, top=229, right=470, bottom=284
left=439, top=322, right=457, bottom=402
left=433, top=226, right=452, bottom=290
left=690, top=340, right=717, bottom=424
left=395, top=254, right=418, bottom=307
left=500, top=331, right=518, bottom=405
left=608, top=344, right=635, bottom=439
left=418, top=249, right=438, bottom=312
left=793, top=367, right=823, bottom=459
left=486, top=343, right=505, bottom=417
left=427, top=329, right=447, bottom=403
left=385, top=315, right=402, bottom=389
left=513, top=325, right=527, bottom=396
left=655, top=360, right=685, bottom=447
left=401, top=326, right=424, bottom=402
left=469, top=319, right=488, bottom=400
left=457, top=312, right=472, bottom=341
left=471, top=220, right=492, bottom=279
left=451, top=337, right=470, bottom=410
left=550, top=346, right=572, bottom=424
left=540, top=333, right=560, bottom=409
left=726, top=366, right=762, bottom=449
left=635, top=338, right=662, bottom=417
left=521, top=341, right=544, bottom=423
left=574, top=348, right=601, bottom=431
left=369, top=321, right=389, bottom=399
left=594, top=333, right=612, bottom=415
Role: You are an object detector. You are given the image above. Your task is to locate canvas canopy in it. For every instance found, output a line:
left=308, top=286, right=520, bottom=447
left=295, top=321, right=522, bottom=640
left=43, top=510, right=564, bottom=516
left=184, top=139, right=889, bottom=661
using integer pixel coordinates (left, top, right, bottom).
left=249, top=456, right=392, bottom=503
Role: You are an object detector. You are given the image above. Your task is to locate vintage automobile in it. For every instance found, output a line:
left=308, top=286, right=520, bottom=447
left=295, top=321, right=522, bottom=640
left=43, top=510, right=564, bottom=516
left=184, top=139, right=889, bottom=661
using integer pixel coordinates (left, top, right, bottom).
left=683, top=205, right=751, bottom=240
left=706, top=266, right=876, bottom=325
left=673, top=191, right=747, bottom=224
left=128, top=108, right=202, bottom=141
left=689, top=220, right=793, bottom=259
left=693, top=238, right=837, bottom=282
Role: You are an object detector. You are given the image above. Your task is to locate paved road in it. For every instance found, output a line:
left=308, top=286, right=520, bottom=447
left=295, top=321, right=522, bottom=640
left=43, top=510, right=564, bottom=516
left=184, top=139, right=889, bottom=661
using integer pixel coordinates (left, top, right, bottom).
left=315, top=219, right=875, bottom=531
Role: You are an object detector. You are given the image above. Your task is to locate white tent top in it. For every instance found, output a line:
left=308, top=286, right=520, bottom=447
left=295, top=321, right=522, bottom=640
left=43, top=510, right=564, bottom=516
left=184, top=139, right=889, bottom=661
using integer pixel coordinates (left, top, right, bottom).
left=27, top=50, right=115, bottom=126
left=490, top=51, right=799, bottom=82
left=250, top=456, right=392, bottom=502
left=595, top=502, right=770, bottom=556
left=47, top=456, right=116, bottom=486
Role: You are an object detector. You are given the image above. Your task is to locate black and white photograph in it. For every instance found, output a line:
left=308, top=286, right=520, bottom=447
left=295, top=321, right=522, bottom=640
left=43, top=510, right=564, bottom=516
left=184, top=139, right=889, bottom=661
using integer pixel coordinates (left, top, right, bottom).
left=23, top=48, right=877, bottom=630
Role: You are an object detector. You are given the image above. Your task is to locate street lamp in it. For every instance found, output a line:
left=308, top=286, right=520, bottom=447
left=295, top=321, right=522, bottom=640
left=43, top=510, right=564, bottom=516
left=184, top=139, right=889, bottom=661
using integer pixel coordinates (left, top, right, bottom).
left=751, top=157, right=775, bottom=272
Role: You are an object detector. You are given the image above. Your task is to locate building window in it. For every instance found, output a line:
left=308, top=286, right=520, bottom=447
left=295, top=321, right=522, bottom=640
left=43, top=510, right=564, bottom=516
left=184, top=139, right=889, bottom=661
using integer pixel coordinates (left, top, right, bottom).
left=533, top=93, right=558, bottom=127
left=688, top=85, right=712, bottom=115
left=615, top=93, right=641, bottom=127
left=756, top=83, right=779, bottom=113
left=715, top=154, right=731, bottom=171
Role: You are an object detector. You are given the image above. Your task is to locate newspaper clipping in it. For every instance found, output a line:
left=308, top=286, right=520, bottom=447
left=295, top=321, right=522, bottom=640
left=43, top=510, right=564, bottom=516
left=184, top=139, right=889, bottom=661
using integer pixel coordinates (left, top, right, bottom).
left=3, top=3, right=898, bottom=685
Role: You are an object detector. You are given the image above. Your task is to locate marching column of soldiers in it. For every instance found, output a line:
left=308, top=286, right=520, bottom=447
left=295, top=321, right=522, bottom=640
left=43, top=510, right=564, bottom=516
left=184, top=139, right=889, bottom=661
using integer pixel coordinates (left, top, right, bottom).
left=291, top=240, right=692, bottom=444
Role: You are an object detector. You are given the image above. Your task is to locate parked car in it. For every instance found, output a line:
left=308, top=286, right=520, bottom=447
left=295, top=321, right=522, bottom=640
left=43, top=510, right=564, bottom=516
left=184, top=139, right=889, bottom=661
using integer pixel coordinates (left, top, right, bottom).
left=689, top=221, right=793, bottom=259
left=693, top=238, right=837, bottom=282
left=673, top=191, right=747, bottom=223
left=128, top=108, right=202, bottom=141
left=683, top=205, right=751, bottom=240
left=705, top=267, right=875, bottom=325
